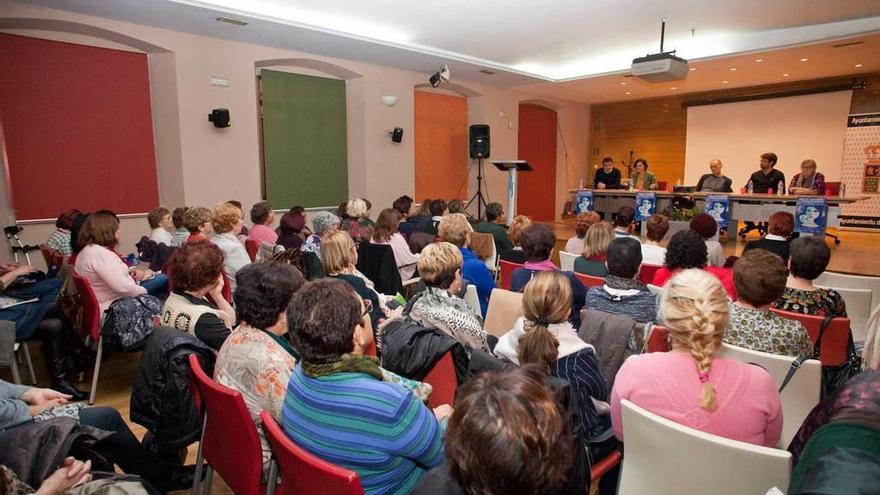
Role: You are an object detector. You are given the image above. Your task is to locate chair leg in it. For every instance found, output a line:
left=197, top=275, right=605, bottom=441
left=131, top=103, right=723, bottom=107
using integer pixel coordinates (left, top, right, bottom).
left=203, top=466, right=213, bottom=495
left=9, top=348, right=22, bottom=384
left=266, top=460, right=278, bottom=495
left=20, top=343, right=36, bottom=385
left=192, top=414, right=207, bottom=495
left=88, top=338, right=103, bottom=405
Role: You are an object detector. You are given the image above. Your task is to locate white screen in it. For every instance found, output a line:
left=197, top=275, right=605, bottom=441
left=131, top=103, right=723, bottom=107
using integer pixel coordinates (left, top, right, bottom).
left=684, top=90, right=852, bottom=190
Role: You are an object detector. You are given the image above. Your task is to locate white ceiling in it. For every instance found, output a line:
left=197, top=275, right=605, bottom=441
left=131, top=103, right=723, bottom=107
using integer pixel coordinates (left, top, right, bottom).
left=12, top=0, right=880, bottom=100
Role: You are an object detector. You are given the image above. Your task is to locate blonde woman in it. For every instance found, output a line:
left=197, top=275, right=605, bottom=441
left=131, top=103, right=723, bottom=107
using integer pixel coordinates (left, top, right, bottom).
left=494, top=271, right=611, bottom=446
left=574, top=222, right=614, bottom=277
left=499, top=215, right=532, bottom=264
left=211, top=202, right=250, bottom=291
left=321, top=230, right=385, bottom=326
left=610, top=269, right=782, bottom=447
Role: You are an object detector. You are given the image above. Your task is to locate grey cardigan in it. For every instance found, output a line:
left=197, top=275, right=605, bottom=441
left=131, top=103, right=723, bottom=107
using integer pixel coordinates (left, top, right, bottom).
left=0, top=379, right=33, bottom=430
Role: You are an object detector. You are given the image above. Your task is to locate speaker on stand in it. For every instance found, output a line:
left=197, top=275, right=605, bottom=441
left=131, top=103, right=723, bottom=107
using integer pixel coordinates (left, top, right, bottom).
left=466, top=124, right=491, bottom=219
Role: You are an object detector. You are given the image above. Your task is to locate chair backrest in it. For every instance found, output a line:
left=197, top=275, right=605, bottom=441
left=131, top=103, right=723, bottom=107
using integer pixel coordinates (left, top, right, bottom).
left=573, top=272, right=604, bottom=288
left=259, top=412, right=364, bottom=495
left=356, top=243, right=402, bottom=295
left=484, top=238, right=498, bottom=272
left=70, top=272, right=102, bottom=341
left=422, top=351, right=456, bottom=409
left=716, top=343, right=821, bottom=448
left=824, top=181, right=840, bottom=195
left=814, top=285, right=872, bottom=342
left=638, top=263, right=663, bottom=285
left=468, top=231, right=494, bottom=261
left=463, top=284, right=482, bottom=317
left=618, top=400, right=791, bottom=495
left=559, top=251, right=578, bottom=272
left=646, top=283, right=664, bottom=296
left=187, top=354, right=265, bottom=495
left=498, top=260, right=522, bottom=290
left=39, top=244, right=64, bottom=270
left=483, top=288, right=524, bottom=338
left=769, top=308, right=851, bottom=366
left=244, top=239, right=259, bottom=262
left=814, top=270, right=880, bottom=313
left=657, top=180, right=668, bottom=192
left=646, top=325, right=669, bottom=353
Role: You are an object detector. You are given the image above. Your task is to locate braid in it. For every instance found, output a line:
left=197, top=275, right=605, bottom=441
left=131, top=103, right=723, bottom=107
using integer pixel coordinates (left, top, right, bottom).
left=689, top=299, right=718, bottom=411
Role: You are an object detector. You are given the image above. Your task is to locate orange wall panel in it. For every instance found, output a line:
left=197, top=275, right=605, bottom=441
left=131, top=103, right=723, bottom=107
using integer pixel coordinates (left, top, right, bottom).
left=414, top=91, right=468, bottom=201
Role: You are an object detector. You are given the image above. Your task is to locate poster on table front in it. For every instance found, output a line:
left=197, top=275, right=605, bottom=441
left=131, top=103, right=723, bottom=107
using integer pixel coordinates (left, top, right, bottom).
left=705, top=195, right=730, bottom=229
left=635, top=192, right=656, bottom=222
left=795, top=197, right=828, bottom=234
left=574, top=190, right=593, bottom=213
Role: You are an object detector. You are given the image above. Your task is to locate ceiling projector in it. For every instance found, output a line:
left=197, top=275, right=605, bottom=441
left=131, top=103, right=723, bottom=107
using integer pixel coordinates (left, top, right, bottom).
left=631, top=19, right=689, bottom=83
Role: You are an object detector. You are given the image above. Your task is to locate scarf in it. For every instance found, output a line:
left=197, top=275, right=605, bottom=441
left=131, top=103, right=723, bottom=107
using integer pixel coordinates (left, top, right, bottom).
left=523, top=259, right=559, bottom=271
left=494, top=316, right=593, bottom=364
left=604, top=274, right=645, bottom=291
left=301, top=353, right=384, bottom=381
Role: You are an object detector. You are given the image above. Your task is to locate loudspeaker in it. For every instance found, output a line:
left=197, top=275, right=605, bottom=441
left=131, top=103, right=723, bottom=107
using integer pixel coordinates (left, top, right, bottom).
left=391, top=127, right=404, bottom=143
left=469, top=124, right=490, bottom=159
left=208, top=108, right=230, bottom=128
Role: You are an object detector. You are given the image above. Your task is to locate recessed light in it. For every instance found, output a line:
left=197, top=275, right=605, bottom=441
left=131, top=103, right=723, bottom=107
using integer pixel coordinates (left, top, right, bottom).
left=670, top=87, right=677, bottom=90
left=755, top=58, right=764, bottom=63
left=800, top=58, right=809, bottom=62
left=689, top=67, right=697, bottom=71
left=782, top=73, right=790, bottom=77
left=620, top=82, right=627, bottom=86
left=855, top=63, right=864, bottom=68
left=729, top=67, right=737, bottom=71
left=722, top=80, right=729, bottom=84
left=625, top=91, right=631, bottom=95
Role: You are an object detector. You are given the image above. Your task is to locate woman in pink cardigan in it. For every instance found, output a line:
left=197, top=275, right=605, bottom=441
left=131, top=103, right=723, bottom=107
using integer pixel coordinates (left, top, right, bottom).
left=610, top=269, right=782, bottom=447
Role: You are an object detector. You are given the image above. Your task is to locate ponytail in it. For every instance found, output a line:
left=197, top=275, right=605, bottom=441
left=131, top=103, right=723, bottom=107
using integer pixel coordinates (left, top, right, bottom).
left=517, top=321, right=559, bottom=372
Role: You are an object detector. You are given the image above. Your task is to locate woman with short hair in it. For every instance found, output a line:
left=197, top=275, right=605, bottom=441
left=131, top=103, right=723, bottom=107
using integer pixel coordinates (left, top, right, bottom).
left=438, top=214, right=496, bottom=315
left=689, top=213, right=725, bottom=267
left=211, top=202, right=250, bottom=290
left=372, top=208, right=419, bottom=281
left=248, top=201, right=277, bottom=245
left=321, top=231, right=385, bottom=326
left=776, top=236, right=847, bottom=318
left=301, top=211, right=341, bottom=260
left=183, top=206, right=213, bottom=243
left=641, top=214, right=669, bottom=265
left=652, top=230, right=737, bottom=299
left=743, top=211, right=794, bottom=263
left=574, top=222, right=614, bottom=277
left=564, top=211, right=601, bottom=256
left=46, top=208, right=81, bottom=256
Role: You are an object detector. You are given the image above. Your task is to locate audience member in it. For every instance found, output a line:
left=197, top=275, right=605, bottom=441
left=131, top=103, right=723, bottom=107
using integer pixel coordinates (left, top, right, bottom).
left=564, top=211, right=600, bottom=255
left=584, top=237, right=657, bottom=323
left=170, top=207, right=189, bottom=247
left=215, top=261, right=305, bottom=474
left=574, top=222, right=614, bottom=277
left=426, top=199, right=448, bottom=236
left=592, top=156, right=622, bottom=189
left=695, top=159, right=734, bottom=192
left=690, top=213, right=724, bottom=267
left=499, top=215, right=532, bottom=263
left=725, top=249, right=813, bottom=357
left=301, top=211, right=340, bottom=260
left=509, top=225, right=586, bottom=328
left=147, top=206, right=173, bottom=245
left=789, top=159, right=825, bottom=195
left=346, top=198, right=368, bottom=225
left=321, top=231, right=384, bottom=326
left=45, top=208, right=81, bottom=257
left=283, top=278, right=447, bottom=494
left=211, top=202, right=250, bottom=290
left=227, top=200, right=249, bottom=239
left=183, top=206, right=213, bottom=243
left=393, top=195, right=413, bottom=219
left=361, top=199, right=375, bottom=227
left=742, top=211, right=794, bottom=263
left=612, top=206, right=638, bottom=239
left=475, top=202, right=513, bottom=251
left=611, top=269, right=782, bottom=447
left=342, top=198, right=374, bottom=243
left=161, top=242, right=235, bottom=350
left=776, top=236, right=847, bottom=317
left=629, top=158, right=657, bottom=190
left=652, top=230, right=737, bottom=299
left=407, top=242, right=487, bottom=350
left=248, top=201, right=278, bottom=245
left=641, top=214, right=669, bottom=265
left=438, top=213, right=495, bottom=315
left=276, top=208, right=306, bottom=250
left=372, top=208, right=419, bottom=281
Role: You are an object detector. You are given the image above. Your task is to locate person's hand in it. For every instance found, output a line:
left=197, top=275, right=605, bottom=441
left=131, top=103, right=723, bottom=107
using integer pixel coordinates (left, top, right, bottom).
left=29, top=399, right=64, bottom=417
left=209, top=274, right=225, bottom=297
left=649, top=183, right=658, bottom=190
left=133, top=268, right=154, bottom=282
left=597, top=182, right=606, bottom=189
left=35, top=458, right=92, bottom=495
left=21, top=387, right=71, bottom=406
left=433, top=404, right=454, bottom=421
left=382, top=306, right=404, bottom=319
left=10, top=264, right=37, bottom=277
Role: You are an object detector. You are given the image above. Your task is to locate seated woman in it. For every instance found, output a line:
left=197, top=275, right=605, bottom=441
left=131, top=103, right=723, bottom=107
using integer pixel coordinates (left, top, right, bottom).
left=321, top=231, right=385, bottom=326
left=214, top=261, right=304, bottom=475
left=210, top=202, right=250, bottom=291
left=574, top=222, right=614, bottom=277
left=438, top=214, right=496, bottom=316
left=510, top=225, right=586, bottom=328
left=276, top=208, right=306, bottom=250
left=652, top=230, right=737, bottom=299
left=407, top=242, right=487, bottom=351
left=743, top=211, right=794, bottom=264
left=611, top=269, right=783, bottom=447
left=45, top=208, right=81, bottom=257
left=628, top=158, right=657, bottom=190
left=161, top=242, right=235, bottom=350
left=74, top=210, right=168, bottom=313
left=371, top=208, right=419, bottom=281
left=301, top=211, right=341, bottom=260
left=248, top=201, right=278, bottom=245
left=725, top=249, right=813, bottom=357
left=499, top=215, right=532, bottom=264
left=777, top=236, right=847, bottom=318
left=690, top=213, right=725, bottom=267
left=183, top=206, right=213, bottom=243
left=341, top=199, right=373, bottom=244
left=564, top=211, right=600, bottom=256
left=283, top=278, right=447, bottom=495
left=641, top=213, right=669, bottom=266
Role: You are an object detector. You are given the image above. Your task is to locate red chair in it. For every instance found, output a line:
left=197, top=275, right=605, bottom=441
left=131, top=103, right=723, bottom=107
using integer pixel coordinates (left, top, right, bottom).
left=638, top=263, right=663, bottom=285
left=71, top=272, right=104, bottom=405
left=187, top=355, right=278, bottom=495
left=245, top=239, right=260, bottom=262
left=423, top=351, right=456, bottom=409
left=498, top=260, right=522, bottom=290
left=260, top=412, right=364, bottom=495
left=591, top=449, right=622, bottom=483
left=656, top=181, right=668, bottom=192
left=574, top=272, right=604, bottom=288
left=769, top=309, right=851, bottom=366
left=646, top=325, right=670, bottom=353
left=39, top=244, right=64, bottom=271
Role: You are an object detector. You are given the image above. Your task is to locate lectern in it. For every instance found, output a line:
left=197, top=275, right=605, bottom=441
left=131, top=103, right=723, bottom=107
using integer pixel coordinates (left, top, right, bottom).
left=493, top=160, right=532, bottom=226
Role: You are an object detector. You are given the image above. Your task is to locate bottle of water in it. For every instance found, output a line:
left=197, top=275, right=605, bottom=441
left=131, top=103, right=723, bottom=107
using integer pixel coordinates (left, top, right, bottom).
left=840, top=183, right=846, bottom=197
left=747, top=181, right=753, bottom=195
left=777, top=180, right=784, bottom=196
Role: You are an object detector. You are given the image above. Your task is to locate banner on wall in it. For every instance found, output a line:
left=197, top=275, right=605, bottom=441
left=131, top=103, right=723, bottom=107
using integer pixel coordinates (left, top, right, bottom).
left=635, top=192, right=656, bottom=221
left=574, top=190, right=593, bottom=213
left=839, top=113, right=880, bottom=230
left=705, top=195, right=730, bottom=229
left=795, top=197, right=828, bottom=234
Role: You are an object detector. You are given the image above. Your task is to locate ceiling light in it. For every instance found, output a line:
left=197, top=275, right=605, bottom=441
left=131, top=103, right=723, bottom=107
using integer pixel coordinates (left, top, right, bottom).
left=620, top=82, right=627, bottom=85
left=782, top=73, right=790, bottom=77
left=729, top=67, right=737, bottom=71
left=625, top=91, right=631, bottom=95
left=800, top=58, right=809, bottom=62
left=428, top=64, right=450, bottom=88
left=689, top=67, right=697, bottom=71
left=722, top=80, right=729, bottom=84
left=216, top=17, right=248, bottom=26
left=855, top=63, right=864, bottom=68
left=755, top=59, right=763, bottom=63
left=670, top=87, right=677, bottom=90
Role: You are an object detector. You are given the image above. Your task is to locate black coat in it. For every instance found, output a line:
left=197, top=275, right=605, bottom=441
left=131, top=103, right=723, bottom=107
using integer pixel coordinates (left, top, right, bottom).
left=136, top=237, right=177, bottom=272
left=130, top=326, right=215, bottom=452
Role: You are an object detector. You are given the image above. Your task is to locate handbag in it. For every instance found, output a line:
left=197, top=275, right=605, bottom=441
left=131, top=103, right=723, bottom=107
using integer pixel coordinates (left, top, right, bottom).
left=813, top=314, right=862, bottom=399
left=56, top=267, right=85, bottom=338
left=101, top=294, right=161, bottom=352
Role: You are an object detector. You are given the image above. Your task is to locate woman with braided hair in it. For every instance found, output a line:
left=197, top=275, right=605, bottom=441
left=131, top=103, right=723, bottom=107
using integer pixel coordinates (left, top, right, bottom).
left=610, top=269, right=783, bottom=447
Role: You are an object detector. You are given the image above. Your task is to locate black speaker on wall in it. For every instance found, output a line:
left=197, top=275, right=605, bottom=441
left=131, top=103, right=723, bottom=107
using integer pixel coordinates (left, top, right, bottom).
left=469, top=124, right=490, bottom=159
left=391, top=127, right=404, bottom=143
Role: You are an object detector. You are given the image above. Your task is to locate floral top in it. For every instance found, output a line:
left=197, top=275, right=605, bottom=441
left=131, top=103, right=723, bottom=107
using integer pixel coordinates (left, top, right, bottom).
left=776, top=287, right=847, bottom=318
left=724, top=303, right=814, bottom=357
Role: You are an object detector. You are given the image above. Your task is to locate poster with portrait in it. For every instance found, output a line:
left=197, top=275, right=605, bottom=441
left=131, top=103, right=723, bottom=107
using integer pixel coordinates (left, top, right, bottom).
left=795, top=197, right=828, bottom=234
left=704, top=195, right=730, bottom=229
left=574, top=190, right=593, bottom=213
left=635, top=192, right=656, bottom=221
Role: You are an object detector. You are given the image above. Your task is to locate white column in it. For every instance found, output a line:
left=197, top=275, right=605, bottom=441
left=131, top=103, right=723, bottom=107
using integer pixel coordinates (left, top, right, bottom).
left=506, top=167, right=517, bottom=225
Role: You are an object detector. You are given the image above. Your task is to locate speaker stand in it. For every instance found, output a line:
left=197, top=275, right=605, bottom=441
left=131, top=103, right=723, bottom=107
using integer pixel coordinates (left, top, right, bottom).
left=465, top=158, right=489, bottom=220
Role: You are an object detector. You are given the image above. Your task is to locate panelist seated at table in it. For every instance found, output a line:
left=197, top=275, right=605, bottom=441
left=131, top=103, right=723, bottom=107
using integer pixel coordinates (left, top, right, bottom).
left=629, top=158, right=658, bottom=190
left=747, top=152, right=786, bottom=194
left=592, top=156, right=623, bottom=189
left=788, top=159, right=825, bottom=195
left=695, top=159, right=733, bottom=193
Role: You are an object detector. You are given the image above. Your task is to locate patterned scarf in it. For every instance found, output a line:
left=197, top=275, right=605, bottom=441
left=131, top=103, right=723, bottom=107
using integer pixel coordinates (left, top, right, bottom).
left=604, top=274, right=645, bottom=290
left=301, top=353, right=384, bottom=381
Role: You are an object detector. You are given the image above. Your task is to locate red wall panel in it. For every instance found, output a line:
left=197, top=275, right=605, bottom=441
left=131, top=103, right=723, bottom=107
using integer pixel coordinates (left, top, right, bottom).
left=0, top=33, right=158, bottom=219
left=517, top=104, right=557, bottom=221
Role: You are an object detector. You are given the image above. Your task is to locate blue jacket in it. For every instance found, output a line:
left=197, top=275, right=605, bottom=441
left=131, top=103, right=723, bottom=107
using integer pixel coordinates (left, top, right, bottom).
left=460, top=247, right=495, bottom=315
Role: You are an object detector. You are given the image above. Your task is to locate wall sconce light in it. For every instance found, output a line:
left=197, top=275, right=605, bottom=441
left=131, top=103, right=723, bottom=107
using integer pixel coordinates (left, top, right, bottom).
left=381, top=96, right=399, bottom=107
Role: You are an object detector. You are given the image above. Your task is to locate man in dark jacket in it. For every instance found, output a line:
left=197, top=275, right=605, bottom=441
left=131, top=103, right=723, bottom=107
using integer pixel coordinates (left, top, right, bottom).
left=584, top=237, right=657, bottom=323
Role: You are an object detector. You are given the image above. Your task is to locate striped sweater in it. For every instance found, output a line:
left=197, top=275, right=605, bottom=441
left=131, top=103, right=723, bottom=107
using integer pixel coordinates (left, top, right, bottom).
left=282, top=367, right=444, bottom=495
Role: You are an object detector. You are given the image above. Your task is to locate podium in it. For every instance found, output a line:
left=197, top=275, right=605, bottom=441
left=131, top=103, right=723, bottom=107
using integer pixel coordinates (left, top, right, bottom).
left=493, top=160, right=532, bottom=225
